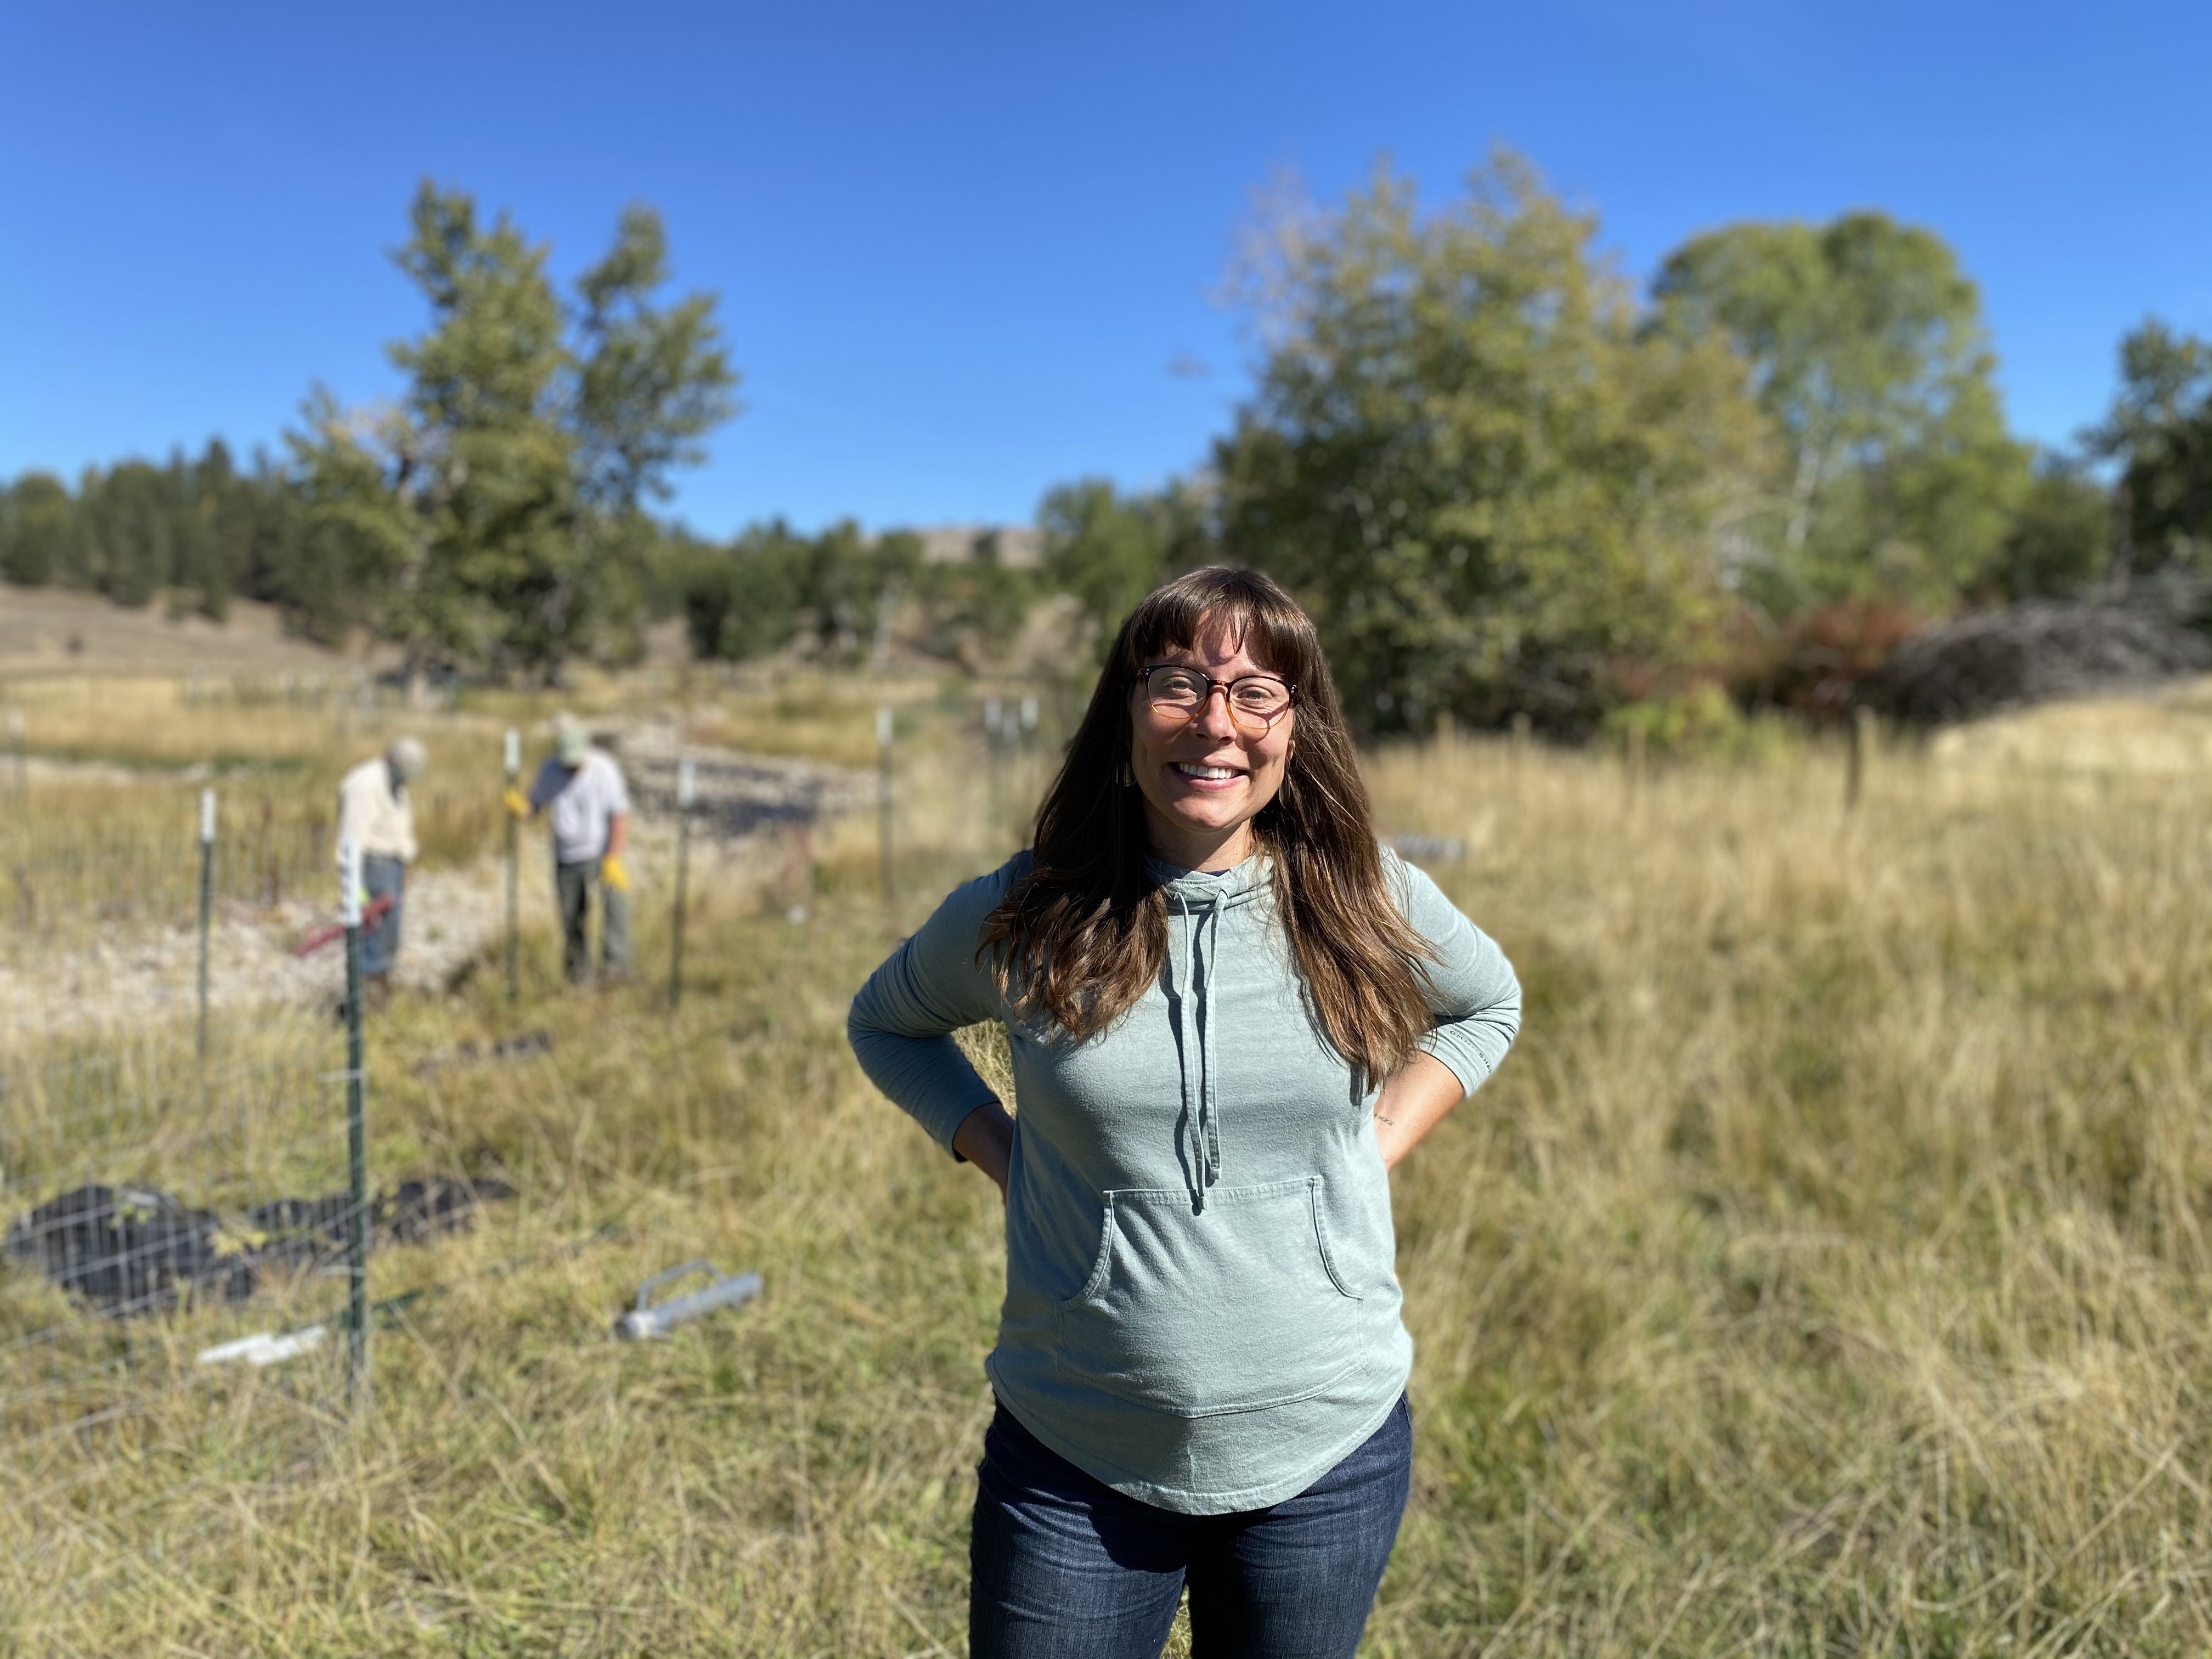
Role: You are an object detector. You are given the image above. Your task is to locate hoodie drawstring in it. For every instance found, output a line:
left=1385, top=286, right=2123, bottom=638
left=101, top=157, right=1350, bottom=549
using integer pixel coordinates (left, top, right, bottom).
left=1167, top=894, right=1224, bottom=1209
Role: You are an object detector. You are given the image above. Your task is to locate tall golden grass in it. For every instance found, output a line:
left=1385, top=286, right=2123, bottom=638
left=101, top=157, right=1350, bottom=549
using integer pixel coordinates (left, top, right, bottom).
left=1, top=698, right=2209, bottom=1655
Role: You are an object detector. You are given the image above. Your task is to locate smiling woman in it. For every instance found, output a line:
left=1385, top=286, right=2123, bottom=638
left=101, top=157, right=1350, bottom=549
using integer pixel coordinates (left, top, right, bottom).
left=847, top=567, right=1523, bottom=1656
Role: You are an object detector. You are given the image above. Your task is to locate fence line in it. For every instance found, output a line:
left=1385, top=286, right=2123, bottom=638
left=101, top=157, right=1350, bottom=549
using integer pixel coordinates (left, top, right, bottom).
left=0, top=1013, right=358, bottom=1446
left=2, top=817, right=331, bottom=944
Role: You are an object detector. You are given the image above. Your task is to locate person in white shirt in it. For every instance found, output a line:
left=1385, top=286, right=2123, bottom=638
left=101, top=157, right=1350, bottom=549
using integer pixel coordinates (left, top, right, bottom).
left=335, top=736, right=425, bottom=998
left=509, top=715, right=632, bottom=984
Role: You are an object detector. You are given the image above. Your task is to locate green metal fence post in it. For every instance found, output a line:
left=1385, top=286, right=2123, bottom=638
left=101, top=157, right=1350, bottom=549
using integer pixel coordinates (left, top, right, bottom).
left=669, top=757, right=695, bottom=1010
left=340, top=836, right=370, bottom=1411
left=197, top=788, right=215, bottom=1058
left=504, top=728, right=520, bottom=1002
left=877, top=704, right=896, bottom=927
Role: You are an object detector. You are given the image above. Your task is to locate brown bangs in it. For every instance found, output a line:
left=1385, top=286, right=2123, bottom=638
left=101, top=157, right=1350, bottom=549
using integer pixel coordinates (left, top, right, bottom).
left=1116, top=571, right=1320, bottom=695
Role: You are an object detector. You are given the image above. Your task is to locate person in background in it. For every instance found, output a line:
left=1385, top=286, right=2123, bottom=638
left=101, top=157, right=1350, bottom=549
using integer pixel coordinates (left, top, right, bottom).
left=335, top=735, right=425, bottom=1007
left=507, top=714, right=631, bottom=984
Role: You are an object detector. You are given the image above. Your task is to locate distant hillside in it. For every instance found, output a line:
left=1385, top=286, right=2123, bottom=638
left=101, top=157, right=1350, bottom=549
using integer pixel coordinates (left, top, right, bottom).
left=0, top=586, right=376, bottom=678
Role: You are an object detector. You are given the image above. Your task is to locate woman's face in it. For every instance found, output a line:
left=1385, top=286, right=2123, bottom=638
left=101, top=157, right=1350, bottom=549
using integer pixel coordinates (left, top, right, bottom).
left=1126, top=621, right=1295, bottom=869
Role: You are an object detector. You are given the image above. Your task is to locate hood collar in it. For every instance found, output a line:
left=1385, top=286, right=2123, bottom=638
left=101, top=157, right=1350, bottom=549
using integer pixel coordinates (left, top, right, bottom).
left=1144, top=852, right=1272, bottom=910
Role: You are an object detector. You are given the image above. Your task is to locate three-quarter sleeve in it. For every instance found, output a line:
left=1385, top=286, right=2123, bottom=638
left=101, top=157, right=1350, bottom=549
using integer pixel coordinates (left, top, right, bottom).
left=847, top=856, right=1025, bottom=1155
left=1390, top=851, right=1522, bottom=1098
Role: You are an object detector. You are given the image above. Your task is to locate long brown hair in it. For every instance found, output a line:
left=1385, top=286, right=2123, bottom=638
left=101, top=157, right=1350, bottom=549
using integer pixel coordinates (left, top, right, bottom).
left=980, top=567, right=1436, bottom=1081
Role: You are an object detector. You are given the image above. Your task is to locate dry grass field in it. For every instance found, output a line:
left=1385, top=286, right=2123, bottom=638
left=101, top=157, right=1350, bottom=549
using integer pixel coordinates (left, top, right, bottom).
left=3, top=665, right=2211, bottom=1656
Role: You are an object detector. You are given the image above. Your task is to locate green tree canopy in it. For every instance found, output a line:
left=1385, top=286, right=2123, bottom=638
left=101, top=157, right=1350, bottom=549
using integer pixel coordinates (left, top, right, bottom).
left=0, top=473, right=71, bottom=588
left=1651, top=211, right=2029, bottom=613
left=1214, top=152, right=1775, bottom=733
left=0, top=442, right=362, bottom=632
left=2088, top=319, right=2212, bottom=575
left=290, top=184, right=736, bottom=680
left=677, top=520, right=923, bottom=666
left=1978, top=455, right=2111, bottom=602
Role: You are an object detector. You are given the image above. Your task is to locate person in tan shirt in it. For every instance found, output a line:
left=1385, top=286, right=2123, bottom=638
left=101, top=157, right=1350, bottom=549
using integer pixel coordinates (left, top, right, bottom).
left=335, top=736, right=425, bottom=997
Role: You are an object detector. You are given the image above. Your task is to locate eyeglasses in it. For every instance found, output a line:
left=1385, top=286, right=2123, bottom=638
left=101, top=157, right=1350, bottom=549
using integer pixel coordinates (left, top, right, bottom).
left=1137, top=664, right=1297, bottom=732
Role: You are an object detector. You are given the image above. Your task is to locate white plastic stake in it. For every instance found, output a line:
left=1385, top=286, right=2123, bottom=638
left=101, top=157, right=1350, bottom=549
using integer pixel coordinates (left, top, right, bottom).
left=503, top=727, right=521, bottom=778
left=1020, top=694, right=1039, bottom=732
left=876, top=704, right=894, bottom=751
left=199, top=788, right=216, bottom=845
left=678, top=758, right=697, bottom=810
left=198, top=1325, right=328, bottom=1368
left=338, top=837, right=362, bottom=927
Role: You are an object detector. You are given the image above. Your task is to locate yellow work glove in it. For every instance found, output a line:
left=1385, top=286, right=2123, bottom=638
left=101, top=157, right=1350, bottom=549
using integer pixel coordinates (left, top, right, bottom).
left=600, top=853, right=630, bottom=892
left=501, top=787, right=530, bottom=818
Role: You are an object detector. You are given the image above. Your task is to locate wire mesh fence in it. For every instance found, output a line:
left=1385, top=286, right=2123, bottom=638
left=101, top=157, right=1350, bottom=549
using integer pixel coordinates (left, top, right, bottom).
left=1, top=812, right=331, bottom=951
left=0, top=1014, right=359, bottom=1449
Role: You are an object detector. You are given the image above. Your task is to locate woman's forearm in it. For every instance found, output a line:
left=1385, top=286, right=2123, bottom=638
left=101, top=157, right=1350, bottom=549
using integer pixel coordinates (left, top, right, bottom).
left=1372, top=1052, right=1466, bottom=1170
left=952, top=1100, right=1015, bottom=1196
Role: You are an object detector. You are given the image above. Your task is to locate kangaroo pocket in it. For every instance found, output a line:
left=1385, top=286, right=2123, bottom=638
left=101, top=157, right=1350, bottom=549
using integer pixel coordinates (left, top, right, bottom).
left=1054, top=1175, right=1363, bottom=1418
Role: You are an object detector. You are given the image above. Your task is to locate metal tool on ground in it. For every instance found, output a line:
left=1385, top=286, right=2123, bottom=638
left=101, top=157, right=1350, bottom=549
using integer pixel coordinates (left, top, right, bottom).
left=612, top=1260, right=763, bottom=1340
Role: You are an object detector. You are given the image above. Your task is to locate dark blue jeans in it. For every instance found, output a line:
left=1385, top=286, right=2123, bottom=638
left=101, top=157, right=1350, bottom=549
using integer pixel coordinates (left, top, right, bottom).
left=970, top=1395, right=1412, bottom=1658
left=362, top=855, right=405, bottom=979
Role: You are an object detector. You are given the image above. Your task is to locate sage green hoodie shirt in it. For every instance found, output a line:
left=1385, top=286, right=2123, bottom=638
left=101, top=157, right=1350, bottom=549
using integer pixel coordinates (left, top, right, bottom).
left=848, top=848, right=1520, bottom=1515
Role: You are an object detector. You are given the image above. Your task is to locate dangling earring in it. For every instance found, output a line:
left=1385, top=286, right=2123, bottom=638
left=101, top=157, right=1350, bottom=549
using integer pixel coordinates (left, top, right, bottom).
left=1119, top=759, right=1134, bottom=788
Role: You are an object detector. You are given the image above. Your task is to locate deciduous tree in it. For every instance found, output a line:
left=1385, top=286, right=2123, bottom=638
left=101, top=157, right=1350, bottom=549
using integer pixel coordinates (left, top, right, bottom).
left=2087, top=319, right=2212, bottom=575
left=289, top=184, right=736, bottom=681
left=1215, top=151, right=1774, bottom=733
left=1651, top=212, right=2028, bottom=613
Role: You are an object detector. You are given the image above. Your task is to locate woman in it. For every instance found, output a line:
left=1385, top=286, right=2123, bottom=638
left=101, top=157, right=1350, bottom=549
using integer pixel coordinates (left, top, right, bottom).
left=848, top=567, right=1520, bottom=1656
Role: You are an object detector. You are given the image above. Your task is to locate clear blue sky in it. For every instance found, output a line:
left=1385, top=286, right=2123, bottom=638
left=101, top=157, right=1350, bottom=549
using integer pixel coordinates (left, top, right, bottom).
left=3, top=1, right=2207, bottom=538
